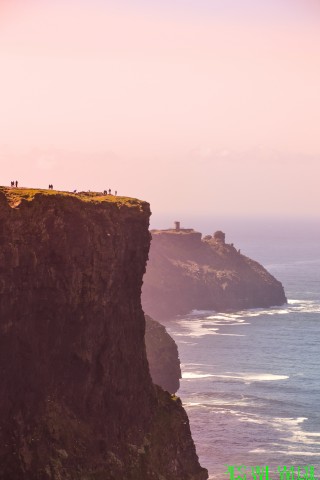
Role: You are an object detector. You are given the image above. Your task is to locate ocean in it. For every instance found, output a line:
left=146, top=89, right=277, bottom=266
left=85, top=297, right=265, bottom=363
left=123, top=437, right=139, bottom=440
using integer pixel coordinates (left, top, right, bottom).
left=161, top=224, right=320, bottom=480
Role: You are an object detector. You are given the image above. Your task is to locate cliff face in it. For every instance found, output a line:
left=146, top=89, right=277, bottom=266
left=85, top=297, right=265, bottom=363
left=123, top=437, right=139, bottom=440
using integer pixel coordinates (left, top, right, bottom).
left=0, top=188, right=207, bottom=480
left=145, top=315, right=181, bottom=394
left=142, top=229, right=287, bottom=320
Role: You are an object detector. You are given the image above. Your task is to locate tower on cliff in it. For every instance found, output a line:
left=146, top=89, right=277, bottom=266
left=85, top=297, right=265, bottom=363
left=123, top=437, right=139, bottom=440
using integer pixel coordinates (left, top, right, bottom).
left=213, top=230, right=225, bottom=244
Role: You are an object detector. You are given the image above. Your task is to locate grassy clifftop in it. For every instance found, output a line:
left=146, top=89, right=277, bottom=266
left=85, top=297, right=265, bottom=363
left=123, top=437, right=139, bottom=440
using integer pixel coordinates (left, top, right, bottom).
left=0, top=186, right=145, bottom=209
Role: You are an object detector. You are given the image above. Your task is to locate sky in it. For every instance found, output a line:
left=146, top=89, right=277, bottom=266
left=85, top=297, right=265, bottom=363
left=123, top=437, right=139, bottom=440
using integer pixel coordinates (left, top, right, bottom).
left=0, top=0, right=320, bottom=224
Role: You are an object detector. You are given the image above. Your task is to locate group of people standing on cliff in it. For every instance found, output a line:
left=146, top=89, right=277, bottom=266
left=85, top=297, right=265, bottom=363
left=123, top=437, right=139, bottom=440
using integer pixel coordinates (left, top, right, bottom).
left=104, top=189, right=117, bottom=195
left=9, top=181, right=118, bottom=196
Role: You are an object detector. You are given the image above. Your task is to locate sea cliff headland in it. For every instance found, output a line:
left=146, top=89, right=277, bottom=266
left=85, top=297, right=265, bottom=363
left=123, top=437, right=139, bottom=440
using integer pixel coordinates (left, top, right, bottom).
left=142, top=225, right=287, bottom=320
left=0, top=187, right=207, bottom=480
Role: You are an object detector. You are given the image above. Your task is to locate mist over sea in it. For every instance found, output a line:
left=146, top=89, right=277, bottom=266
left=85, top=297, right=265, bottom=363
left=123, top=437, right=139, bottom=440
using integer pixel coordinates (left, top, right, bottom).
left=159, top=217, right=320, bottom=480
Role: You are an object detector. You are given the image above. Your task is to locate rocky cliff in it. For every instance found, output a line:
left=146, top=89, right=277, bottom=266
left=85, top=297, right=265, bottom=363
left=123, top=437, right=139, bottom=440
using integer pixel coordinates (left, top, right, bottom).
left=142, top=228, right=287, bottom=320
left=0, top=188, right=207, bottom=480
left=145, top=315, right=181, bottom=394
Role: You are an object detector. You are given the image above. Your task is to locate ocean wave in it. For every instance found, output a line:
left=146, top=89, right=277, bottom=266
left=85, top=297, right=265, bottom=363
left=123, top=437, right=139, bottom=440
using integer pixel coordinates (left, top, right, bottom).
left=215, top=333, right=246, bottom=336
left=250, top=449, right=320, bottom=456
left=176, top=318, right=248, bottom=338
left=181, top=362, right=217, bottom=367
left=240, top=373, right=289, bottom=382
left=242, top=415, right=320, bottom=453
left=175, top=340, right=198, bottom=345
left=181, top=371, right=289, bottom=383
left=182, top=372, right=215, bottom=379
left=175, top=320, right=220, bottom=337
left=185, top=397, right=254, bottom=409
left=183, top=391, right=302, bottom=412
left=287, top=299, right=320, bottom=313
left=174, top=300, right=320, bottom=338
left=205, top=373, right=289, bottom=383
left=188, top=309, right=217, bottom=316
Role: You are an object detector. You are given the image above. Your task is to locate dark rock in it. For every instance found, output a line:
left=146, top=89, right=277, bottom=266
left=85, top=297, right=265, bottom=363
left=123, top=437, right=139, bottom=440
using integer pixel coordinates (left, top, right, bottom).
left=0, top=188, right=208, bottom=480
left=145, top=315, right=181, bottom=394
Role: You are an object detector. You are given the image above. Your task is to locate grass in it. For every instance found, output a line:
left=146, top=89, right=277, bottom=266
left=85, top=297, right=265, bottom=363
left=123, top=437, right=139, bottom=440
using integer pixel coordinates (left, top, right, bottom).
left=0, top=186, right=146, bottom=209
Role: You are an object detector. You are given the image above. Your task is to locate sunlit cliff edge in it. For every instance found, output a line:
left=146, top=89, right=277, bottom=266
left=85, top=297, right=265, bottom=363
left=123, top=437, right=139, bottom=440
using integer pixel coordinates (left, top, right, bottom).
left=142, top=227, right=287, bottom=320
left=0, top=187, right=207, bottom=480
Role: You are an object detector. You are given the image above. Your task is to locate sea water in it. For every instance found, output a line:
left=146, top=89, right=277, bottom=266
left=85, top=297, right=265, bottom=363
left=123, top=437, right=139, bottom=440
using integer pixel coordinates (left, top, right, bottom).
left=162, top=225, right=320, bottom=480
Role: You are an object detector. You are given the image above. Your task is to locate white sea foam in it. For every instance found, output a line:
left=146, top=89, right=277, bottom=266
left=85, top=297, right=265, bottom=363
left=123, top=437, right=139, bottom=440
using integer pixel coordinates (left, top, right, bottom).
left=189, top=309, right=216, bottom=316
left=182, top=371, right=289, bottom=383
left=288, top=299, right=303, bottom=305
left=192, top=372, right=289, bottom=383
left=207, top=314, right=247, bottom=320
left=262, top=416, right=307, bottom=431
left=215, top=333, right=245, bottom=336
left=242, top=415, right=320, bottom=454
left=250, top=448, right=320, bottom=456
left=176, top=300, right=320, bottom=340
left=273, top=417, right=320, bottom=447
left=206, top=321, right=250, bottom=327
left=176, top=320, right=220, bottom=337
left=176, top=340, right=198, bottom=345
left=239, top=373, right=289, bottom=382
left=185, top=397, right=254, bottom=409
left=216, top=411, right=316, bottom=451
left=282, top=452, right=320, bottom=456
left=176, top=317, right=249, bottom=338
left=219, top=406, right=320, bottom=453
left=181, top=363, right=217, bottom=367
left=182, top=372, right=215, bottom=379
left=286, top=299, right=320, bottom=313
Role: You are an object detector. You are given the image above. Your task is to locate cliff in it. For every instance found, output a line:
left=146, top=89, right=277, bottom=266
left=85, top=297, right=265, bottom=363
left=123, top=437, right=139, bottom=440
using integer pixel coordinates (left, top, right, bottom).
left=142, top=228, right=287, bottom=320
left=145, top=315, right=181, bottom=394
left=0, top=188, right=208, bottom=480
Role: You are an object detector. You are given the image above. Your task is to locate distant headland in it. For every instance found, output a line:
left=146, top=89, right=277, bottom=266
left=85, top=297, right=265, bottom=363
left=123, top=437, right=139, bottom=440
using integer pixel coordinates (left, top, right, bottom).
left=142, top=222, right=287, bottom=320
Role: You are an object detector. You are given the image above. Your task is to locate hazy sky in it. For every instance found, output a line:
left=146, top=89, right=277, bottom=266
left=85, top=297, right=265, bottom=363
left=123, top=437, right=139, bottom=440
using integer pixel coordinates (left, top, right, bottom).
left=1, top=0, right=320, bottom=222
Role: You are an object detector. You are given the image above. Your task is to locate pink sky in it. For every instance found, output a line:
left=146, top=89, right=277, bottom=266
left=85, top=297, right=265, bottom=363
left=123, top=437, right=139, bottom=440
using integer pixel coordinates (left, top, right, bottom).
left=0, top=1, right=320, bottom=219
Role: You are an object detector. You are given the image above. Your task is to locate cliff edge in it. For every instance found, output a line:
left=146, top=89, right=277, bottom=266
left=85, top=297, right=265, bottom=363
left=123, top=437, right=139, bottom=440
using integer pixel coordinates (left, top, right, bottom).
left=142, top=228, right=287, bottom=320
left=0, top=188, right=207, bottom=480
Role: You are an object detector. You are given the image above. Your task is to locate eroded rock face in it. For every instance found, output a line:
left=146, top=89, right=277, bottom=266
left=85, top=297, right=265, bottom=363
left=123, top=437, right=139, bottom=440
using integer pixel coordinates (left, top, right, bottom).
left=142, top=229, right=287, bottom=320
left=0, top=188, right=208, bottom=480
left=145, top=315, right=181, bottom=394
